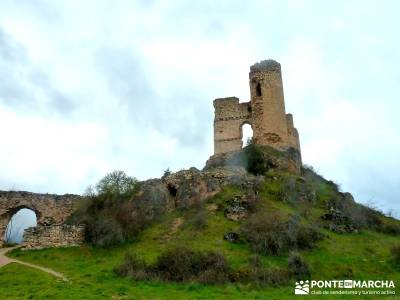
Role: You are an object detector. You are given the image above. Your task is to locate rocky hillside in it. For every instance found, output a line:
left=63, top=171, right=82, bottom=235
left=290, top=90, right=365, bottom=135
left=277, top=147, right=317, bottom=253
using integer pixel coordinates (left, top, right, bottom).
left=4, top=144, right=399, bottom=299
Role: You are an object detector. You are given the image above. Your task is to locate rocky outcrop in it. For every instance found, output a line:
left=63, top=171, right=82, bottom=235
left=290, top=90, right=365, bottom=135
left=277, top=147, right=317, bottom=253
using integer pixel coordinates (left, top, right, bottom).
left=129, top=166, right=262, bottom=224
left=162, top=167, right=260, bottom=208
left=204, top=146, right=301, bottom=174
left=131, top=146, right=301, bottom=225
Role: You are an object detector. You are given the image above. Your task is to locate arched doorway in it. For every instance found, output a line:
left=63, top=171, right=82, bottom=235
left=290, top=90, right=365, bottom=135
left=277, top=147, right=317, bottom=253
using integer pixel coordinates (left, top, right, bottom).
left=241, top=123, right=253, bottom=148
left=4, top=208, right=37, bottom=245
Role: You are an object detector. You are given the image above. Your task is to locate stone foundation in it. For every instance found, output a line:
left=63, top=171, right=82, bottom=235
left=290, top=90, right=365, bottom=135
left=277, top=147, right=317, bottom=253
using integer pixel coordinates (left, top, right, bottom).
left=23, top=225, right=85, bottom=250
left=204, top=146, right=301, bottom=174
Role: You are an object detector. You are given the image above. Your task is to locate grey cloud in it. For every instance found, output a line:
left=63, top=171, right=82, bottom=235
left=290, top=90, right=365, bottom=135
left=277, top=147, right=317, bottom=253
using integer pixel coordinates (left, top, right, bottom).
left=95, top=47, right=153, bottom=104
left=95, top=47, right=211, bottom=149
left=0, top=27, right=75, bottom=114
left=30, top=71, right=75, bottom=114
left=0, top=28, right=27, bottom=61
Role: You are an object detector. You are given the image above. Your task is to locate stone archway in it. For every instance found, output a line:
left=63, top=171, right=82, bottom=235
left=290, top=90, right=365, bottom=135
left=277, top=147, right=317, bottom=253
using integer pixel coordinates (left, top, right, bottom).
left=240, top=121, right=253, bottom=148
left=3, top=207, right=38, bottom=244
left=0, top=191, right=81, bottom=248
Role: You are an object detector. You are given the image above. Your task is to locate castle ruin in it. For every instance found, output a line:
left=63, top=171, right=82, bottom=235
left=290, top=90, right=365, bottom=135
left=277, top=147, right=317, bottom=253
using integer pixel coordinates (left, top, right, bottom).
left=0, top=191, right=84, bottom=249
left=213, top=59, right=301, bottom=157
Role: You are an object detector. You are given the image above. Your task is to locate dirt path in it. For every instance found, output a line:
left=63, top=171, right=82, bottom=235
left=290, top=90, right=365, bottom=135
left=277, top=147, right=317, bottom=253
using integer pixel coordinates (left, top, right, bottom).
left=163, top=217, right=184, bottom=242
left=170, top=217, right=184, bottom=235
left=0, top=247, right=67, bottom=281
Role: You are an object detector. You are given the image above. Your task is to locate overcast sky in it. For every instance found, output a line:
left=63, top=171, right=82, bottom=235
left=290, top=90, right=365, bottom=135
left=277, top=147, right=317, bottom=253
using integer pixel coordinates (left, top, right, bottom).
left=0, top=0, right=399, bottom=216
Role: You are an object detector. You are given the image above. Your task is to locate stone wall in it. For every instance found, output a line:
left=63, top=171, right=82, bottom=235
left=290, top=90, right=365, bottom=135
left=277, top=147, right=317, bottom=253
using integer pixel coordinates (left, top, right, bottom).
left=213, top=97, right=251, bottom=154
left=212, top=60, right=301, bottom=161
left=0, top=191, right=81, bottom=247
left=23, top=225, right=85, bottom=250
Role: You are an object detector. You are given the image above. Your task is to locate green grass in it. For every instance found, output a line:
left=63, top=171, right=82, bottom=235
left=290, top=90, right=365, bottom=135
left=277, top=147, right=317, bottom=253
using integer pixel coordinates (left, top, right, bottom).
left=2, top=216, right=399, bottom=299
left=2, top=175, right=400, bottom=299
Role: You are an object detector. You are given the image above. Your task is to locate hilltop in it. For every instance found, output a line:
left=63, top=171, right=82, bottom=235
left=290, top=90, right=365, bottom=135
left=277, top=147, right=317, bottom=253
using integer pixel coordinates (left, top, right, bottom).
left=1, top=144, right=400, bottom=299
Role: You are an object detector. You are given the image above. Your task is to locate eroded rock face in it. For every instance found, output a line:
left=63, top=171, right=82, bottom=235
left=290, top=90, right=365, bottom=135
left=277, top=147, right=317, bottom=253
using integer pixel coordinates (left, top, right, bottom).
left=161, top=167, right=255, bottom=209
left=131, top=148, right=292, bottom=224
left=134, top=179, right=172, bottom=221
left=322, top=193, right=361, bottom=234
left=204, top=146, right=301, bottom=174
left=123, top=166, right=265, bottom=233
left=223, top=194, right=258, bottom=221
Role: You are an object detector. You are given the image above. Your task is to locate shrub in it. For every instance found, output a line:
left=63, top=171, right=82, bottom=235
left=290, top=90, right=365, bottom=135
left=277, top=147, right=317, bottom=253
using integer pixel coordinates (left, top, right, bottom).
left=241, top=212, right=288, bottom=255
left=250, top=267, right=290, bottom=287
left=67, top=170, right=143, bottom=247
left=326, top=195, right=384, bottom=231
left=85, top=216, right=124, bottom=247
left=191, top=208, right=208, bottom=230
left=302, top=166, right=338, bottom=204
left=379, top=223, right=400, bottom=235
left=241, top=212, right=323, bottom=255
left=288, top=252, right=310, bottom=280
left=154, top=247, right=230, bottom=283
left=117, top=247, right=231, bottom=284
left=197, top=252, right=230, bottom=284
left=229, top=267, right=252, bottom=283
left=154, top=247, right=199, bottom=282
left=243, top=143, right=273, bottom=175
left=115, top=253, right=150, bottom=281
left=288, top=219, right=323, bottom=250
left=391, top=245, right=400, bottom=265
left=96, top=170, right=139, bottom=198
left=248, top=254, right=263, bottom=268
left=162, top=168, right=172, bottom=180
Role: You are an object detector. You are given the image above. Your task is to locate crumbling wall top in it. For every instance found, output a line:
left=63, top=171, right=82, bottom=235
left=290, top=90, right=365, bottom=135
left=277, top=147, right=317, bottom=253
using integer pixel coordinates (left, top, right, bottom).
left=213, top=97, right=239, bottom=107
left=250, top=59, right=281, bottom=73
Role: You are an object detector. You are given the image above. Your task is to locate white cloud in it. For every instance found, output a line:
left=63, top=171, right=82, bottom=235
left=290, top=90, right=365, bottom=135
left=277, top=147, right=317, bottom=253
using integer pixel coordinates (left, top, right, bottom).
left=0, top=0, right=399, bottom=216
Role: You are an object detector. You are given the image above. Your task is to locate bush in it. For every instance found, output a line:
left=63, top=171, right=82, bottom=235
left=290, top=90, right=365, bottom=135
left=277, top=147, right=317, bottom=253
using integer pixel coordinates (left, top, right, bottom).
left=241, top=212, right=323, bottom=255
left=252, top=267, right=290, bottom=286
left=237, top=254, right=290, bottom=286
left=154, top=247, right=230, bottom=283
left=288, top=219, right=323, bottom=250
left=154, top=247, right=200, bottom=282
left=241, top=212, right=288, bottom=255
left=302, top=166, right=338, bottom=204
left=67, top=170, right=143, bottom=247
left=191, top=208, right=208, bottom=230
left=391, top=245, right=400, bottom=265
left=115, top=253, right=151, bottom=281
left=117, top=247, right=306, bottom=286
left=162, top=168, right=172, bottom=180
left=116, top=247, right=231, bottom=284
left=379, top=223, right=400, bottom=235
left=326, top=195, right=384, bottom=231
left=96, top=170, right=139, bottom=198
left=288, top=252, right=310, bottom=280
left=244, top=143, right=269, bottom=175
left=85, top=216, right=124, bottom=247
left=197, top=252, right=230, bottom=284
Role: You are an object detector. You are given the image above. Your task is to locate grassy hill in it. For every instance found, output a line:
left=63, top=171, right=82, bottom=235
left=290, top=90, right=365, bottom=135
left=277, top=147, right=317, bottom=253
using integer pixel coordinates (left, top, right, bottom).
left=1, top=145, right=399, bottom=299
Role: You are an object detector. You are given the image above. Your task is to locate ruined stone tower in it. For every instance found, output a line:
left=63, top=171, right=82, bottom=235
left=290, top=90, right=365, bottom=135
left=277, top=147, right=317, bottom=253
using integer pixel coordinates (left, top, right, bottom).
left=213, top=59, right=301, bottom=156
